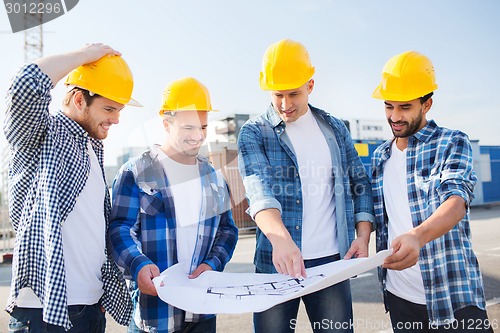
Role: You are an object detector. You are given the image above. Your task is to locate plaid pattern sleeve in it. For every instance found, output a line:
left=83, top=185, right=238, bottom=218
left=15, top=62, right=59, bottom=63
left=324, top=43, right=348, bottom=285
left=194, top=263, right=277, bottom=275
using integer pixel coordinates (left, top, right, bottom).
left=372, top=120, right=485, bottom=325
left=4, top=64, right=132, bottom=330
left=109, top=150, right=238, bottom=332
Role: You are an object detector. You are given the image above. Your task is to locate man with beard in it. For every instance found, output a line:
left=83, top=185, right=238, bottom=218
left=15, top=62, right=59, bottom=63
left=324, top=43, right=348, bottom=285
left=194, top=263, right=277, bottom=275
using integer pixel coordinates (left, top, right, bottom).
left=371, top=51, right=492, bottom=332
left=109, top=77, right=238, bottom=333
left=4, top=44, right=140, bottom=331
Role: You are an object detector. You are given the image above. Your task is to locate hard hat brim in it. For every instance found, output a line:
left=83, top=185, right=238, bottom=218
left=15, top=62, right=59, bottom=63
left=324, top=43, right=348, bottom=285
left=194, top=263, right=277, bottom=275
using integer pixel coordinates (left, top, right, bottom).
left=127, top=98, right=143, bottom=107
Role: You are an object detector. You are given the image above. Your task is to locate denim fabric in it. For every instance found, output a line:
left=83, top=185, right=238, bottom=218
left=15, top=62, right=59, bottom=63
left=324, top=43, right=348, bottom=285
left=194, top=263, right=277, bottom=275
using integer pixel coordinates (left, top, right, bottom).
left=128, top=316, right=216, bottom=333
left=238, top=105, right=374, bottom=274
left=8, top=304, right=105, bottom=333
left=253, top=255, right=353, bottom=333
left=386, top=291, right=493, bottom=333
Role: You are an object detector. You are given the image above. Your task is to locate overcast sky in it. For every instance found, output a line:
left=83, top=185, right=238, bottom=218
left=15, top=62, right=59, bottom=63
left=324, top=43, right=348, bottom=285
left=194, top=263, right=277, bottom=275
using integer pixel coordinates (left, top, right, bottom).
left=1, top=0, right=499, bottom=165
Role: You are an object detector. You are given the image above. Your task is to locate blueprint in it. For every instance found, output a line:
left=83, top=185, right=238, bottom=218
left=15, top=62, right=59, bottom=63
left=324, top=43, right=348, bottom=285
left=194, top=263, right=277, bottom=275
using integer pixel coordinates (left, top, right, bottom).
left=153, top=249, right=392, bottom=314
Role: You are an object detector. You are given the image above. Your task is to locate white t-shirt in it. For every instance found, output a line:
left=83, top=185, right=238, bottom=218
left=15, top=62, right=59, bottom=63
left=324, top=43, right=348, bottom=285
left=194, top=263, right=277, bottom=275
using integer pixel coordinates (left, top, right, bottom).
left=156, top=146, right=202, bottom=273
left=18, top=142, right=107, bottom=307
left=383, top=140, right=426, bottom=305
left=285, top=108, right=338, bottom=259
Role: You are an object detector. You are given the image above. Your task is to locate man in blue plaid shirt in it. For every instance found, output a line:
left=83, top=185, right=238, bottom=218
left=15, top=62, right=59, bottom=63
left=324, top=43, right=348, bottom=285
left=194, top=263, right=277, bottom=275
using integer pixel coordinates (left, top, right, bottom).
left=238, top=39, right=374, bottom=333
left=371, top=51, right=492, bottom=332
left=4, top=44, right=140, bottom=332
left=109, top=77, right=238, bottom=333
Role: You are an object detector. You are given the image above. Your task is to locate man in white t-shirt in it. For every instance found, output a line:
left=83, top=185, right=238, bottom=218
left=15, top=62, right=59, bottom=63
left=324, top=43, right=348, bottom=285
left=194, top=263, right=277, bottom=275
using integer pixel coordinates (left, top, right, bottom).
left=4, top=44, right=141, bottom=332
left=371, top=51, right=492, bottom=332
left=238, top=39, right=374, bottom=333
left=109, top=77, right=238, bottom=333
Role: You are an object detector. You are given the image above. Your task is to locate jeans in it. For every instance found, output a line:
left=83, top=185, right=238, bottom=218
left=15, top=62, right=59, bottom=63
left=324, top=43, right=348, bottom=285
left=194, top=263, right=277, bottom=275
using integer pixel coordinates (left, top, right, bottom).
left=386, top=291, right=494, bottom=333
left=8, top=304, right=106, bottom=333
left=253, top=254, right=353, bottom=333
left=128, top=316, right=216, bottom=333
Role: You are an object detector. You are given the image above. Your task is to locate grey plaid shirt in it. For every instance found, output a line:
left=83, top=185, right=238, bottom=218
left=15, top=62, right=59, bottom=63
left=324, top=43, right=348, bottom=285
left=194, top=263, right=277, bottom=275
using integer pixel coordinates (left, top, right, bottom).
left=3, top=64, right=132, bottom=330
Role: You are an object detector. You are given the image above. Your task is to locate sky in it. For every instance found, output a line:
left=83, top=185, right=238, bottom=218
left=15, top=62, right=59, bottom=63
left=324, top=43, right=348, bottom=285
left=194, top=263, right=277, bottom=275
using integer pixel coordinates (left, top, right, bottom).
left=1, top=0, right=499, bottom=166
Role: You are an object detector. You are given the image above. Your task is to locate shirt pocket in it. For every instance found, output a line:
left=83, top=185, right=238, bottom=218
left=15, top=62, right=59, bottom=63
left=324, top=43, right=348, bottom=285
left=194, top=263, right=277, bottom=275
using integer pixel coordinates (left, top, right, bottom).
left=137, top=182, right=164, bottom=216
left=416, top=163, right=442, bottom=201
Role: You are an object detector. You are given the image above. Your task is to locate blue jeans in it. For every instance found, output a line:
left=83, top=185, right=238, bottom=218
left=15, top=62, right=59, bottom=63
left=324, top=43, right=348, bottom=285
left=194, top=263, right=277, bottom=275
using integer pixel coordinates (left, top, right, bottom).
left=253, top=254, right=353, bottom=333
left=386, top=291, right=494, bottom=333
left=128, top=316, right=216, bottom=333
left=8, top=304, right=106, bottom=333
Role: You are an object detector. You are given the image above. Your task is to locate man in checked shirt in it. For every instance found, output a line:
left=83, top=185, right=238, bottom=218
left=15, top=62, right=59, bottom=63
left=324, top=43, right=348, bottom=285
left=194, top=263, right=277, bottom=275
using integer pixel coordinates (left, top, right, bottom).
left=4, top=44, right=141, bottom=332
left=109, top=77, right=238, bottom=333
left=371, top=51, right=493, bottom=332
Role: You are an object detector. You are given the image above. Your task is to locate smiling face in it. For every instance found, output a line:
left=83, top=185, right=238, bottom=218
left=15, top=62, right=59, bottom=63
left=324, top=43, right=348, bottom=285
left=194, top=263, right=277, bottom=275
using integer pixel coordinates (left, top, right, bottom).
left=270, top=80, right=314, bottom=123
left=68, top=90, right=123, bottom=140
left=162, top=110, right=208, bottom=165
left=384, top=97, right=432, bottom=139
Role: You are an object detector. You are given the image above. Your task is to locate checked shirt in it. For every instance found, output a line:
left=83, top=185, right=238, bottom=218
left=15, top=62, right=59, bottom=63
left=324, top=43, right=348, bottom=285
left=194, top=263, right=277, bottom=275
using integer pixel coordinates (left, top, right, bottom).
left=371, top=120, right=486, bottom=325
left=109, top=147, right=238, bottom=333
left=3, top=64, right=132, bottom=330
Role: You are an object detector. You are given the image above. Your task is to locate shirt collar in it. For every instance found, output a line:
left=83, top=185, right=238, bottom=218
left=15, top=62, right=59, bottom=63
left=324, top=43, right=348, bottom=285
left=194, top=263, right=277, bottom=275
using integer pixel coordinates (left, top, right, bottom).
left=412, top=119, right=438, bottom=143
left=55, top=110, right=89, bottom=138
left=265, top=104, right=314, bottom=128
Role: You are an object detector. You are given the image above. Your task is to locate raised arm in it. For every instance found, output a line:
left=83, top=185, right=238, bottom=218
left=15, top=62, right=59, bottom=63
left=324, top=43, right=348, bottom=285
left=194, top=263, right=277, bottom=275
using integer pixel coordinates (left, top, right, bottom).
left=35, top=43, right=121, bottom=86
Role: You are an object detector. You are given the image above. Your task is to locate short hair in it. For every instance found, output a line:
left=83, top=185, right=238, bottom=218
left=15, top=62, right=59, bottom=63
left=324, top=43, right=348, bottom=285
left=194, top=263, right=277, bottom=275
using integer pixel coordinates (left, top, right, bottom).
left=162, top=111, right=177, bottom=123
left=63, top=87, right=100, bottom=107
left=420, top=92, right=434, bottom=104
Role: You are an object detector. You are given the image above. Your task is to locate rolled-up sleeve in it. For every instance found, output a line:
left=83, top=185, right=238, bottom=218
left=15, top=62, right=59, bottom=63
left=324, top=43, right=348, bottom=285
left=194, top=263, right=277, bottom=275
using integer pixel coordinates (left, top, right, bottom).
left=237, top=123, right=282, bottom=218
left=436, top=133, right=476, bottom=207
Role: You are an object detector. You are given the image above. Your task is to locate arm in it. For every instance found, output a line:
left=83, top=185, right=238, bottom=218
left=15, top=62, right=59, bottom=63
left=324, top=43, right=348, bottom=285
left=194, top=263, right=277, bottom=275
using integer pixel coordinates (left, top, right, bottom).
left=255, top=209, right=306, bottom=278
left=384, top=133, right=475, bottom=270
left=4, top=44, right=120, bottom=150
left=383, top=195, right=465, bottom=270
left=109, top=166, right=158, bottom=295
left=237, top=123, right=305, bottom=278
left=35, top=43, right=121, bottom=86
left=340, top=121, right=375, bottom=258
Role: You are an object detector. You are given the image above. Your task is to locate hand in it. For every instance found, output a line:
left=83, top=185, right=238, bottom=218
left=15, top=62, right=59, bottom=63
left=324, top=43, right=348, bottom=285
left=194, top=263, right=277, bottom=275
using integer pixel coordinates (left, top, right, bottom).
left=78, top=43, right=122, bottom=65
left=344, top=237, right=369, bottom=259
left=136, top=264, right=160, bottom=296
left=271, top=237, right=306, bottom=278
left=383, top=233, right=420, bottom=270
left=188, top=263, right=213, bottom=279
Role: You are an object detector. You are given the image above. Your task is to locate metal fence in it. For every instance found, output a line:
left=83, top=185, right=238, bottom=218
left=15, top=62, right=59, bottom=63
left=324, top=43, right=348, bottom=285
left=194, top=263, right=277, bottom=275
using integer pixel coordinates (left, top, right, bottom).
left=0, top=206, right=14, bottom=255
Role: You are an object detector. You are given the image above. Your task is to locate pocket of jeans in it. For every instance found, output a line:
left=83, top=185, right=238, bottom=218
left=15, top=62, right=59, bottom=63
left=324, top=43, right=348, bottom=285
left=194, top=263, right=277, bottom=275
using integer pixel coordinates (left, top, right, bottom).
left=8, top=317, right=29, bottom=333
left=68, top=304, right=86, bottom=320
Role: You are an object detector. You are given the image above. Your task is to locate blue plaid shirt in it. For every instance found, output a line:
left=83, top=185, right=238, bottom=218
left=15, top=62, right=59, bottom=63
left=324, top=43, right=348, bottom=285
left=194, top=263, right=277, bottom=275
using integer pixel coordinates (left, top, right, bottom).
left=3, top=64, right=132, bottom=330
left=109, top=147, right=238, bottom=333
left=371, top=120, right=486, bottom=325
left=238, top=105, right=374, bottom=273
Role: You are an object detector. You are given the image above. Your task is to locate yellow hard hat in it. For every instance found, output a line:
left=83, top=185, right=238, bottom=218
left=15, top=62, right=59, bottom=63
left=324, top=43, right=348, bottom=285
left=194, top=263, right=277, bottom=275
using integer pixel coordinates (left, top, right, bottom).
left=65, top=54, right=141, bottom=107
left=372, top=51, right=438, bottom=101
left=159, top=77, right=217, bottom=115
left=259, top=39, right=315, bottom=91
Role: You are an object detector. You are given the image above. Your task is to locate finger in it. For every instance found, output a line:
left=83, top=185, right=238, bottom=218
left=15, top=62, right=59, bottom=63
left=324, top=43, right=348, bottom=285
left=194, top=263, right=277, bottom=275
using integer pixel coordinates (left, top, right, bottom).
left=283, top=257, right=297, bottom=277
left=273, top=260, right=283, bottom=275
left=292, top=257, right=303, bottom=279
left=300, top=260, right=307, bottom=279
left=188, top=270, right=200, bottom=279
left=150, top=265, right=160, bottom=278
left=344, top=246, right=356, bottom=260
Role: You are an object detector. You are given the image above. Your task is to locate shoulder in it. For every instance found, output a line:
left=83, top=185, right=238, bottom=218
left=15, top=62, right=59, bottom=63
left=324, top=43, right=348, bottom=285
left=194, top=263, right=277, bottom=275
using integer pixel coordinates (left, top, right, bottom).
left=432, top=124, right=471, bottom=146
left=310, top=105, right=347, bottom=130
